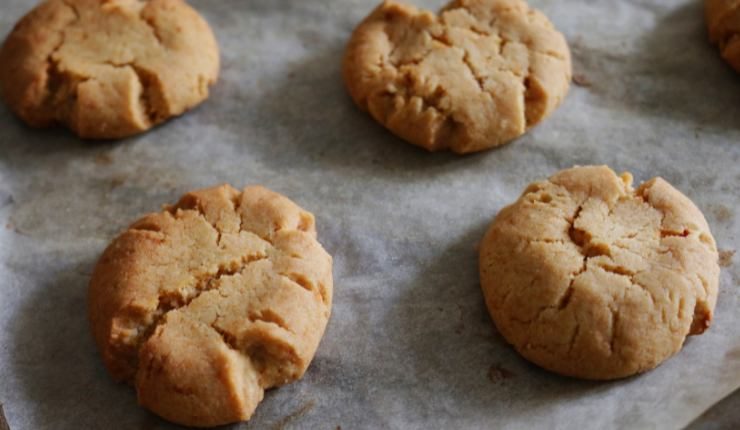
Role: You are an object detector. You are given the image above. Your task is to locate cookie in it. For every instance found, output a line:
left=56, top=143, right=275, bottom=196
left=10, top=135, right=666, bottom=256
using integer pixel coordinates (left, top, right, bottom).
left=343, top=0, right=571, bottom=154
left=0, top=0, right=219, bottom=139
left=89, top=185, right=333, bottom=427
left=706, top=0, right=740, bottom=72
left=479, top=166, right=720, bottom=380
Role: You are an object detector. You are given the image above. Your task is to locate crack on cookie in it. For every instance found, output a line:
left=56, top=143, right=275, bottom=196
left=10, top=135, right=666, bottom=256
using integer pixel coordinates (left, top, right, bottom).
left=567, top=205, right=590, bottom=259
left=252, top=231, right=275, bottom=245
left=555, top=203, right=591, bottom=312
left=596, top=262, right=635, bottom=278
left=440, top=5, right=491, bottom=36
left=140, top=341, right=170, bottom=382
left=497, top=36, right=511, bottom=58
left=660, top=229, right=689, bottom=239
left=426, top=29, right=453, bottom=48
left=379, top=72, right=462, bottom=150
left=632, top=277, right=656, bottom=306
left=140, top=10, right=164, bottom=46
left=688, top=274, right=711, bottom=335
left=209, top=296, right=304, bottom=389
left=510, top=304, right=556, bottom=326
left=595, top=262, right=658, bottom=306
left=529, top=47, right=568, bottom=62
left=568, top=204, right=586, bottom=246
left=130, top=64, right=165, bottom=125
left=279, top=272, right=313, bottom=293
left=611, top=241, right=651, bottom=261
left=122, top=252, right=268, bottom=380
left=419, top=83, right=448, bottom=113
left=556, top=283, right=575, bottom=310
left=522, top=73, right=533, bottom=127
left=230, top=193, right=245, bottom=234
left=100, top=61, right=165, bottom=125
left=247, top=309, right=293, bottom=334
left=608, top=307, right=619, bottom=356
left=462, top=50, right=486, bottom=92
left=164, top=253, right=265, bottom=308
left=44, top=60, right=92, bottom=122
left=567, top=322, right=580, bottom=354
left=393, top=56, right=426, bottom=69
left=40, top=2, right=80, bottom=123
left=127, top=227, right=167, bottom=243
left=167, top=200, right=224, bottom=245
left=246, top=342, right=302, bottom=389
left=212, top=323, right=240, bottom=350
left=278, top=272, right=329, bottom=306
left=466, top=25, right=491, bottom=38
left=564, top=199, right=669, bottom=313
left=61, top=0, right=80, bottom=21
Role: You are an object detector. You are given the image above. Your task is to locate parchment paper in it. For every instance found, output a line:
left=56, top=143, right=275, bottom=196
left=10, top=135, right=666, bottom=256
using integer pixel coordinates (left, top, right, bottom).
left=0, top=0, right=738, bottom=429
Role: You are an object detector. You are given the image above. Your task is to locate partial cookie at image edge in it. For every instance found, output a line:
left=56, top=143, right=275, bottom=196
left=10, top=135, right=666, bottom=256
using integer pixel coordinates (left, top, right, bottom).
left=0, top=0, right=220, bottom=139
left=705, top=0, right=740, bottom=72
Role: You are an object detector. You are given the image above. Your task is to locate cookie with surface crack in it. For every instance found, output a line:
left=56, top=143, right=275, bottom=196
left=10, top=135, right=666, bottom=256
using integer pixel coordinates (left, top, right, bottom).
left=706, top=0, right=740, bottom=73
left=89, top=185, right=333, bottom=426
left=0, top=0, right=219, bottom=139
left=343, top=0, right=571, bottom=154
left=479, top=166, right=720, bottom=380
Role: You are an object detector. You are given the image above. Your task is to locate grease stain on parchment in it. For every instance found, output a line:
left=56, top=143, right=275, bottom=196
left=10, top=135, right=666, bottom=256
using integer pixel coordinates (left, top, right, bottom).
left=272, top=399, right=316, bottom=430
left=719, top=249, right=736, bottom=268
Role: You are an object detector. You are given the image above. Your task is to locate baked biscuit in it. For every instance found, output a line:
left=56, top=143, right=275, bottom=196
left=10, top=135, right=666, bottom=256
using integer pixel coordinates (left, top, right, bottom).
left=479, top=166, right=720, bottom=380
left=343, top=0, right=571, bottom=154
left=706, top=0, right=740, bottom=72
left=89, top=185, right=333, bottom=427
left=0, top=0, right=219, bottom=139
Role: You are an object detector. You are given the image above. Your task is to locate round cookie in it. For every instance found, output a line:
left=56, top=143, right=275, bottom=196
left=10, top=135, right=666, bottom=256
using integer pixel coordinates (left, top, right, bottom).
left=0, top=0, right=219, bottom=139
left=343, top=0, right=571, bottom=154
left=479, top=166, right=720, bottom=380
left=89, top=185, right=333, bottom=427
left=706, top=0, right=740, bottom=72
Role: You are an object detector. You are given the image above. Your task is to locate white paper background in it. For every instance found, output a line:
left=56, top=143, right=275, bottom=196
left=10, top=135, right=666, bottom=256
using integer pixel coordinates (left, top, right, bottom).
left=0, top=0, right=738, bottom=429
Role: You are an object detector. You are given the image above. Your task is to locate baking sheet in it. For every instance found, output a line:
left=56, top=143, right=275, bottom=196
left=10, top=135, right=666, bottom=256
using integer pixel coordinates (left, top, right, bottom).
left=688, top=388, right=740, bottom=429
left=1, top=0, right=739, bottom=428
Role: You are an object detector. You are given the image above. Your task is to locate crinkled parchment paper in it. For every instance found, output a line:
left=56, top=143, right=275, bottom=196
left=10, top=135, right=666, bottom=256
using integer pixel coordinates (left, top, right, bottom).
left=0, top=0, right=738, bottom=428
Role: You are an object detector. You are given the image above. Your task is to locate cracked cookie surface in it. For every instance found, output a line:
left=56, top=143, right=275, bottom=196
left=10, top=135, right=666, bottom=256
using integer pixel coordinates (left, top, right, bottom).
left=89, top=185, right=333, bottom=427
left=342, top=0, right=571, bottom=154
left=0, top=0, right=219, bottom=139
left=479, top=166, right=720, bottom=380
left=706, top=0, right=740, bottom=72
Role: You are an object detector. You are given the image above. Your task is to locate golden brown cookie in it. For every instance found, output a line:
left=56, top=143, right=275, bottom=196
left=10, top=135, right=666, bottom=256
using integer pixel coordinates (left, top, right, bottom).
left=706, top=0, right=740, bottom=72
left=0, top=0, right=219, bottom=139
left=479, top=166, right=720, bottom=380
left=89, top=185, right=333, bottom=427
left=343, top=0, right=571, bottom=154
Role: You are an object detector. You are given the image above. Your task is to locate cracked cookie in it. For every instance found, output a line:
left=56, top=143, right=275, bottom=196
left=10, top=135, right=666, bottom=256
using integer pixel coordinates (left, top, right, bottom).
left=342, top=0, right=571, bottom=154
left=0, top=0, right=219, bottom=139
left=706, top=0, right=740, bottom=72
left=479, top=166, right=720, bottom=380
left=89, top=185, right=333, bottom=426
